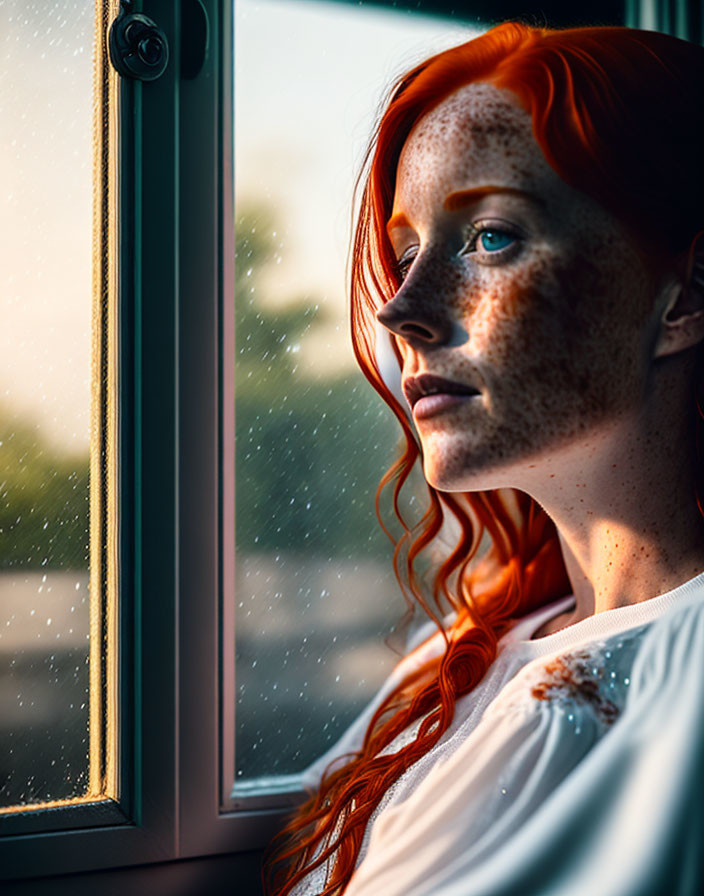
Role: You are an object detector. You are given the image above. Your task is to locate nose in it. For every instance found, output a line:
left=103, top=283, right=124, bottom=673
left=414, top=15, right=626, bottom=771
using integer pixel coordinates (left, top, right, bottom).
left=375, top=285, right=454, bottom=346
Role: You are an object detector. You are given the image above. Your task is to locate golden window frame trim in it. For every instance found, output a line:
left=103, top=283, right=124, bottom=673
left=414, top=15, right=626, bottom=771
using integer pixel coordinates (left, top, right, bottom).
left=89, top=0, right=120, bottom=804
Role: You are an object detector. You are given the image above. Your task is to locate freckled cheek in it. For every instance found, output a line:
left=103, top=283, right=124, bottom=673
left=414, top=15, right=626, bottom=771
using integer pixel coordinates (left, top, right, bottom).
left=463, top=295, right=505, bottom=354
left=551, top=247, right=651, bottom=383
left=460, top=277, right=549, bottom=357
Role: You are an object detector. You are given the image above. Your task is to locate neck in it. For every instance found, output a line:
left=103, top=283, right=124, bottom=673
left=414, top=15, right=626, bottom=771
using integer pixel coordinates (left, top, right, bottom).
left=519, top=360, right=704, bottom=626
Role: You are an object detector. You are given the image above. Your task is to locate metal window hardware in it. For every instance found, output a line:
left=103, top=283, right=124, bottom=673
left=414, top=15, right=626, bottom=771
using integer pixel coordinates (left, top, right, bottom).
left=108, top=1, right=169, bottom=82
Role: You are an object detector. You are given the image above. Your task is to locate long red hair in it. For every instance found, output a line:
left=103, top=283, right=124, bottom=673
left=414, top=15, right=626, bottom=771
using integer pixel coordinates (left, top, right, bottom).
left=264, top=22, right=704, bottom=895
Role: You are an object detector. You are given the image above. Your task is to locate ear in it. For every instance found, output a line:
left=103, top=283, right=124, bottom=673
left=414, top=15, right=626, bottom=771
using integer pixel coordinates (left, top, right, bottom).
left=653, top=232, right=704, bottom=359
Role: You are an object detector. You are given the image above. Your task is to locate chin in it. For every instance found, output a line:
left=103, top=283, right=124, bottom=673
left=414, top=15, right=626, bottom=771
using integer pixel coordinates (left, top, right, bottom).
left=423, top=457, right=486, bottom=493
left=422, top=445, right=517, bottom=493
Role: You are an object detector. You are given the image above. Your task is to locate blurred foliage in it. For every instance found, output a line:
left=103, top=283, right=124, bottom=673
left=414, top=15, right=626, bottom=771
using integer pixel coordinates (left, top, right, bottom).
left=0, top=414, right=89, bottom=569
left=235, top=203, right=400, bottom=557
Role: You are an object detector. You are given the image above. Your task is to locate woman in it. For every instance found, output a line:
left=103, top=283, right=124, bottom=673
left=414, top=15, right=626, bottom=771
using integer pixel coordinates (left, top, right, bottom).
left=265, top=22, right=704, bottom=896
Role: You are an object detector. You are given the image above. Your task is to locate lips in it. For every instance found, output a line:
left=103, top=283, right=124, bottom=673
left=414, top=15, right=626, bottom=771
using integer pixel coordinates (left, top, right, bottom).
left=403, top=373, right=480, bottom=409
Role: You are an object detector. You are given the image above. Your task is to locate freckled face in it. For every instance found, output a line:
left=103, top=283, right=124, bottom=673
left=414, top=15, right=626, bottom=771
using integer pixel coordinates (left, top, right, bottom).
left=380, top=82, right=663, bottom=492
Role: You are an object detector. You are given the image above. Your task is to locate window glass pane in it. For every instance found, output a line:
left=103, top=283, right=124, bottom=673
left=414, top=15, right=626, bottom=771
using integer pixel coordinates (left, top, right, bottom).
left=0, top=0, right=100, bottom=809
left=233, top=0, right=478, bottom=784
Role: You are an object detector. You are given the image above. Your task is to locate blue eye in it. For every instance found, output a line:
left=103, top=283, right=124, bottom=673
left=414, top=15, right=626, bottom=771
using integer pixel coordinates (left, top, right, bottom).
left=479, top=230, right=515, bottom=252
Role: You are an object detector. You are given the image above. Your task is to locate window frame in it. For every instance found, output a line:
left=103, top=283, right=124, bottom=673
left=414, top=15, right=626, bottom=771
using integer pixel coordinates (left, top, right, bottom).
left=0, top=0, right=265, bottom=878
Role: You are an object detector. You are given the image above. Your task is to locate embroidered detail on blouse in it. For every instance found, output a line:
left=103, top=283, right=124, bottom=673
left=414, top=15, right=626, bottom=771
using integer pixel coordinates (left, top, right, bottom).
left=528, top=629, right=644, bottom=727
left=530, top=651, right=620, bottom=725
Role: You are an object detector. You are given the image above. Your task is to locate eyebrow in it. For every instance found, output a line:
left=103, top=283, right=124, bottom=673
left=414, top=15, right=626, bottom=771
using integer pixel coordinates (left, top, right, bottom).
left=443, top=185, right=545, bottom=211
left=386, top=185, right=544, bottom=236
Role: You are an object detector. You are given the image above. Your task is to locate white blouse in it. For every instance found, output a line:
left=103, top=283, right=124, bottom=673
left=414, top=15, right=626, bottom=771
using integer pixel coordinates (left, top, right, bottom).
left=296, top=571, right=704, bottom=896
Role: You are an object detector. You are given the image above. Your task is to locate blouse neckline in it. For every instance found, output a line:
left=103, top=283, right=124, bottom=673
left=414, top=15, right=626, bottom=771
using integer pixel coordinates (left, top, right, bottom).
left=502, top=569, right=704, bottom=656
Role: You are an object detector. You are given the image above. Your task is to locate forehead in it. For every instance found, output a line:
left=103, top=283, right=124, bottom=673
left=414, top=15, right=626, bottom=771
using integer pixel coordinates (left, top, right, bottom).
left=394, top=81, right=556, bottom=203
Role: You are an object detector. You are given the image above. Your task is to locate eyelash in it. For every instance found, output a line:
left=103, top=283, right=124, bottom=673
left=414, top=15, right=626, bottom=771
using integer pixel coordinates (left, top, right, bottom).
left=395, top=221, right=521, bottom=282
left=396, top=251, right=417, bottom=282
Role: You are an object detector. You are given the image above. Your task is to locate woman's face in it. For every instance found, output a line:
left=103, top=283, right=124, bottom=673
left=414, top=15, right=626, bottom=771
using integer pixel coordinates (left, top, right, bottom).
left=379, top=82, right=667, bottom=492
